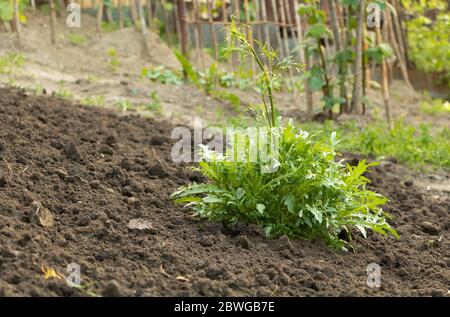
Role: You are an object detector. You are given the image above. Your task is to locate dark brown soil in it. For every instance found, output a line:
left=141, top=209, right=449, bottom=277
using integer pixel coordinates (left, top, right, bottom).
left=0, top=88, right=448, bottom=297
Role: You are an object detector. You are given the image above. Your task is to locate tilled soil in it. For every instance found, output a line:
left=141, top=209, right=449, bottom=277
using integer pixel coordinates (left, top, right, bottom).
left=0, top=88, right=448, bottom=297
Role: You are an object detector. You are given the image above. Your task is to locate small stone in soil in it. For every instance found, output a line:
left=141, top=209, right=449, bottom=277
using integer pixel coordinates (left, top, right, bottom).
left=99, top=145, right=113, bottom=155
left=127, top=218, right=156, bottom=234
left=236, top=235, right=252, bottom=250
left=419, top=221, right=441, bottom=235
left=62, top=143, right=81, bottom=161
left=102, top=280, right=123, bottom=297
left=89, top=180, right=100, bottom=189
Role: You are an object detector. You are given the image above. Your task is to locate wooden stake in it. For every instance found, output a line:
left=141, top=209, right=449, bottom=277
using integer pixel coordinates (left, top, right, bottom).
left=13, top=0, right=20, bottom=47
left=49, top=0, right=57, bottom=44
left=260, top=0, right=271, bottom=48
left=362, top=24, right=371, bottom=115
left=350, top=0, right=366, bottom=115
left=160, top=0, right=173, bottom=47
left=278, top=0, right=290, bottom=57
left=208, top=0, right=219, bottom=62
left=253, top=0, right=262, bottom=43
left=376, top=25, right=392, bottom=130
left=137, top=0, right=151, bottom=57
left=178, top=0, right=189, bottom=58
left=386, top=7, right=413, bottom=90
left=96, top=0, right=104, bottom=34
left=147, top=0, right=153, bottom=29
left=193, top=0, right=204, bottom=68
left=118, top=0, right=124, bottom=28
left=244, top=0, right=256, bottom=75
left=392, top=0, right=409, bottom=66
left=294, top=0, right=313, bottom=117
left=269, top=0, right=283, bottom=57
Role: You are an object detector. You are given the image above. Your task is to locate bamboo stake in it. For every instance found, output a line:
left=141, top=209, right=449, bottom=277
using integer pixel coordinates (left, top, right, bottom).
left=376, top=25, right=392, bottom=130
left=13, top=0, right=20, bottom=47
left=231, top=0, right=240, bottom=68
left=386, top=7, right=413, bottom=90
left=244, top=0, right=256, bottom=76
left=350, top=0, right=366, bottom=115
left=96, top=0, right=104, bottom=34
left=328, top=0, right=347, bottom=113
left=160, top=0, right=173, bottom=47
left=362, top=24, right=371, bottom=115
left=221, top=0, right=232, bottom=69
left=254, top=0, right=262, bottom=43
left=270, top=0, right=284, bottom=57
left=278, top=0, right=290, bottom=57
left=137, top=0, right=151, bottom=57
left=294, top=0, right=313, bottom=116
left=178, top=0, right=189, bottom=58
left=392, top=0, right=409, bottom=66
left=208, top=0, right=219, bottom=62
left=147, top=0, right=153, bottom=29
left=49, top=0, right=57, bottom=44
left=193, top=0, right=204, bottom=68
left=260, top=0, right=270, bottom=48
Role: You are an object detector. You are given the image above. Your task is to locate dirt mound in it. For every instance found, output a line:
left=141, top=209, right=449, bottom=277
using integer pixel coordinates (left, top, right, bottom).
left=0, top=88, right=448, bottom=297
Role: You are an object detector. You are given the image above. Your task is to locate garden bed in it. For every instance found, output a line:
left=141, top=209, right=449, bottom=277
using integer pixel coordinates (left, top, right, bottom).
left=0, top=88, right=448, bottom=296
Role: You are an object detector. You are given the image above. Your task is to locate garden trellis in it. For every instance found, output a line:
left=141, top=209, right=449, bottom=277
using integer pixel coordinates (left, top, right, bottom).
left=0, top=0, right=416, bottom=121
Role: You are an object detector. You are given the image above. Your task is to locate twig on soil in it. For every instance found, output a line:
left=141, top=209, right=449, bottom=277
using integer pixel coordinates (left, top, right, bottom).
left=159, top=264, right=190, bottom=282
left=159, top=264, right=172, bottom=278
left=2, top=158, right=13, bottom=174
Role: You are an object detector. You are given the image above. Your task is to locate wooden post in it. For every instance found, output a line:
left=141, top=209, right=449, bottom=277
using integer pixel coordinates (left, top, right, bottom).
left=208, top=0, right=219, bottom=62
left=49, top=0, right=57, bottom=44
left=13, top=0, right=20, bottom=47
left=96, top=0, right=104, bottom=34
left=178, top=0, right=188, bottom=58
left=350, top=0, right=365, bottom=115
left=147, top=0, right=153, bottom=29
left=376, top=25, right=392, bottom=129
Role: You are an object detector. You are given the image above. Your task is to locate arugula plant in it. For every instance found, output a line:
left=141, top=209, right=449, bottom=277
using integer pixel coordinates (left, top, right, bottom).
left=171, top=20, right=398, bottom=249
